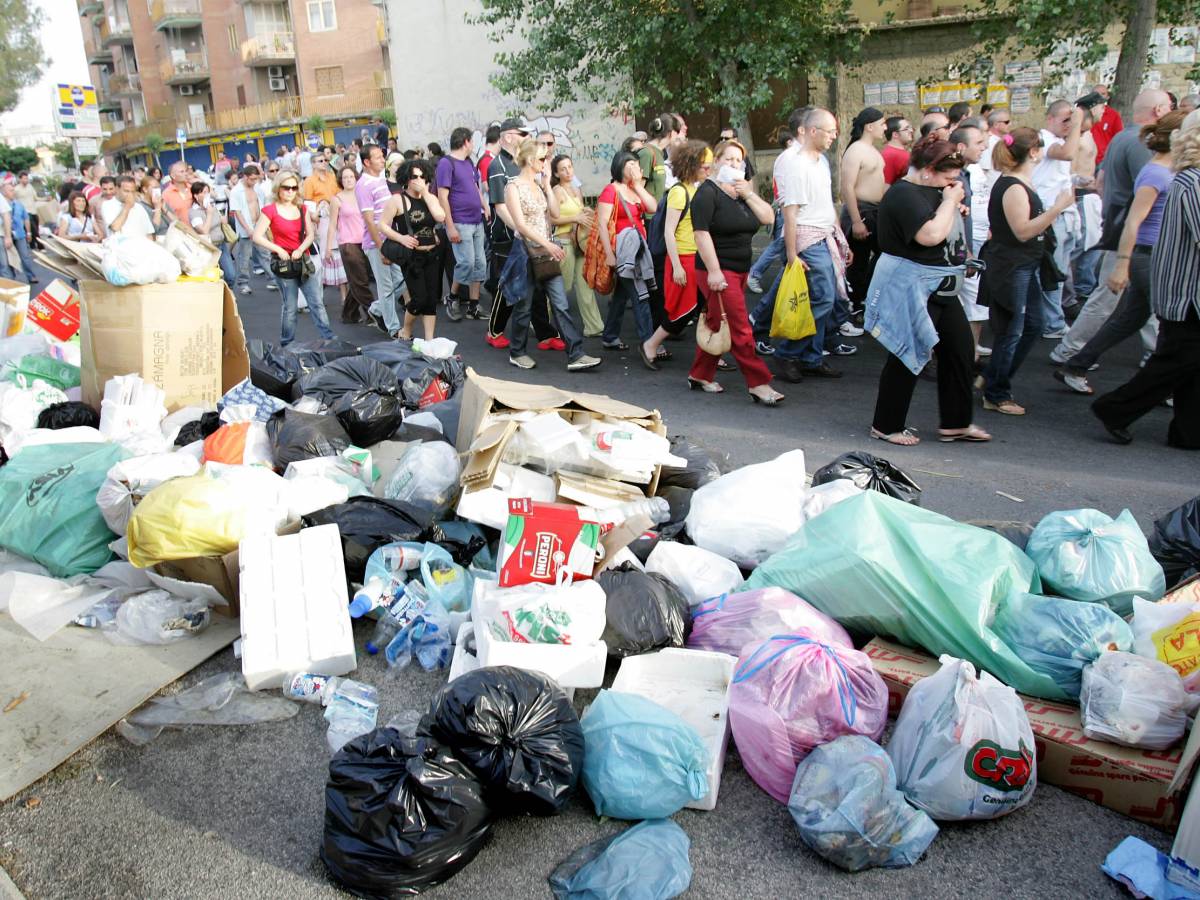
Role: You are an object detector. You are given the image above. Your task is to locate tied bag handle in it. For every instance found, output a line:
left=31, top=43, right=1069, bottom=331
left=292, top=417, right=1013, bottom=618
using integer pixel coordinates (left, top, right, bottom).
left=732, top=633, right=859, bottom=726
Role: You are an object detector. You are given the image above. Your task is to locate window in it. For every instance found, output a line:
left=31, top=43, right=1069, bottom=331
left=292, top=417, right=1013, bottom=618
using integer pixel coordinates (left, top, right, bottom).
left=306, top=0, right=336, bottom=32
left=313, top=65, right=344, bottom=95
left=227, top=24, right=237, bottom=53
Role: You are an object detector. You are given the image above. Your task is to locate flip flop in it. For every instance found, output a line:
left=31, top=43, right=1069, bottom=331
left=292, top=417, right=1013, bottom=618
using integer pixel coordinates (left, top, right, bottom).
left=870, top=427, right=920, bottom=446
left=938, top=425, right=992, bottom=443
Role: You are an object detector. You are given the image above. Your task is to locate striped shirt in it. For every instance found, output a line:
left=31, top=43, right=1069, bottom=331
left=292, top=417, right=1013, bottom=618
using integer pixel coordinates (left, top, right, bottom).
left=1150, top=167, right=1200, bottom=323
left=354, top=171, right=392, bottom=251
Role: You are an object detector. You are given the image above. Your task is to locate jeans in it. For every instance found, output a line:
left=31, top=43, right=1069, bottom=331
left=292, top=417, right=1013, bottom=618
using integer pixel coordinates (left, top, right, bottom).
left=0, top=244, right=14, bottom=279
left=1065, top=248, right=1153, bottom=375
left=748, top=210, right=784, bottom=283
left=235, top=239, right=270, bottom=289
left=218, top=242, right=238, bottom=287
left=602, top=276, right=655, bottom=345
left=450, top=221, right=487, bottom=285
left=509, top=271, right=584, bottom=361
left=365, top=245, right=403, bottom=334
left=774, top=242, right=837, bottom=367
left=13, top=237, right=36, bottom=282
left=1071, top=245, right=1103, bottom=304
left=274, top=272, right=335, bottom=345
left=1041, top=212, right=1080, bottom=333
left=983, top=262, right=1044, bottom=403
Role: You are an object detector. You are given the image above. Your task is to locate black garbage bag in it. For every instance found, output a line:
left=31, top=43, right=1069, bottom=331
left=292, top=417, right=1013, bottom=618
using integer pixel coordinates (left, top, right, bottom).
left=361, top=340, right=433, bottom=384
left=967, top=520, right=1036, bottom=552
left=332, top=389, right=406, bottom=448
left=420, top=667, right=584, bottom=817
left=303, top=496, right=435, bottom=582
left=322, top=728, right=493, bottom=898
left=658, top=435, right=731, bottom=491
left=174, top=410, right=222, bottom=446
left=656, top=485, right=693, bottom=540
left=421, top=394, right=462, bottom=441
left=390, top=421, right=450, bottom=445
left=36, top=401, right=100, bottom=430
left=247, top=339, right=303, bottom=400
left=401, top=357, right=466, bottom=406
left=626, top=531, right=660, bottom=564
left=812, top=450, right=922, bottom=505
left=286, top=339, right=361, bottom=375
left=266, top=408, right=352, bottom=469
left=1150, top=496, right=1200, bottom=589
left=293, top=355, right=400, bottom=404
left=595, top=563, right=691, bottom=657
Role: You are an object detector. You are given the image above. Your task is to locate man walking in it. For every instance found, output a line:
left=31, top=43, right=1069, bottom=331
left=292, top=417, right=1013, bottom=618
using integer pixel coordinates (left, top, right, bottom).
left=881, top=116, right=913, bottom=185
left=356, top=143, right=406, bottom=337
left=840, top=107, right=887, bottom=311
left=1090, top=85, right=1124, bottom=164
left=950, top=123, right=990, bottom=351
left=438, top=126, right=488, bottom=322
left=1032, top=100, right=1085, bottom=338
left=13, top=172, right=39, bottom=250
left=229, top=165, right=269, bottom=294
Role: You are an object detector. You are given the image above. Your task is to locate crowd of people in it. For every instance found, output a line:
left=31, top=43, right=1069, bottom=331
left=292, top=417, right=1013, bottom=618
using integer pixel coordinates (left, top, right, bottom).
left=19, top=87, right=1199, bottom=448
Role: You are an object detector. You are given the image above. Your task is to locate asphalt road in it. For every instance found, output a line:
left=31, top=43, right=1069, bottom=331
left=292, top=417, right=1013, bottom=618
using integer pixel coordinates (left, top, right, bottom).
left=1, top=258, right=1194, bottom=899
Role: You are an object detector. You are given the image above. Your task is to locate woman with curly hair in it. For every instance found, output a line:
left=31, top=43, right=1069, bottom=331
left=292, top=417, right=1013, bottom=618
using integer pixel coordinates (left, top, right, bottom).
left=378, top=158, right=445, bottom=340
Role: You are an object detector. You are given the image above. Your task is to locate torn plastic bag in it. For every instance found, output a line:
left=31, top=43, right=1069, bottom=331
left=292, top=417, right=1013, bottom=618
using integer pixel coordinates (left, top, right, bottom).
left=888, top=655, right=1037, bottom=820
left=644, top=541, right=742, bottom=609
left=36, top=401, right=99, bottom=430
left=96, top=451, right=202, bottom=535
left=333, top=387, right=405, bottom=448
left=322, top=728, right=493, bottom=899
left=360, top=340, right=434, bottom=383
left=1026, top=508, right=1165, bottom=616
left=1149, top=496, right=1200, bottom=590
left=383, top=441, right=461, bottom=515
left=302, top=496, right=435, bottom=583
left=688, top=587, right=852, bottom=657
left=991, top=592, right=1133, bottom=699
left=118, top=672, right=297, bottom=745
left=788, top=735, right=938, bottom=872
left=419, top=666, right=584, bottom=816
left=580, top=690, right=708, bottom=819
left=1080, top=651, right=1190, bottom=749
left=729, top=631, right=889, bottom=803
left=658, top=435, right=731, bottom=491
left=105, top=590, right=212, bottom=645
left=549, top=819, right=692, bottom=900
left=1131, top=596, right=1200, bottom=695
left=811, top=450, right=922, bottom=505
left=595, top=563, right=690, bottom=657
left=266, top=408, right=352, bottom=470
left=966, top=520, right=1037, bottom=552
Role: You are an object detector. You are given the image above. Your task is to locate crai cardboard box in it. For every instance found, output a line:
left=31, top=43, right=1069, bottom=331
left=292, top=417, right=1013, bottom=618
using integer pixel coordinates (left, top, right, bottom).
left=27, top=279, right=82, bottom=342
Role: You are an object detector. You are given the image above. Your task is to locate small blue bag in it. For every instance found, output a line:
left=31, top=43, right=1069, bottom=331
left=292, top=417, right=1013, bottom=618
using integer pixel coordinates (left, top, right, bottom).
left=549, top=819, right=692, bottom=900
left=420, top=541, right=470, bottom=612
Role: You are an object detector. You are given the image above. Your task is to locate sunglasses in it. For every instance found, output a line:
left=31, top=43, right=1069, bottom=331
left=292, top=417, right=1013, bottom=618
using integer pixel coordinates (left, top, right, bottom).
left=268, top=168, right=279, bottom=173
left=280, top=183, right=299, bottom=191
left=538, top=139, right=555, bottom=146
left=409, top=172, right=426, bottom=180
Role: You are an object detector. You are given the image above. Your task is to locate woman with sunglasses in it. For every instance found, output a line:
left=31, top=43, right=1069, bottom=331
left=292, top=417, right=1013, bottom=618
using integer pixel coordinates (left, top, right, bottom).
left=378, top=159, right=446, bottom=340
left=252, top=172, right=336, bottom=346
left=549, top=154, right=603, bottom=335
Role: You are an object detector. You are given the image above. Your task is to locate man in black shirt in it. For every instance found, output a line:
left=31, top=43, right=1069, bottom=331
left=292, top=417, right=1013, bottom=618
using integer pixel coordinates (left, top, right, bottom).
left=372, top=116, right=390, bottom=148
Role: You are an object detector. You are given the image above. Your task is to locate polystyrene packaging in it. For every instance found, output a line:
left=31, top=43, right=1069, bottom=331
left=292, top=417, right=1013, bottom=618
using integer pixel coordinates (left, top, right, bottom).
left=1079, top=651, right=1190, bottom=749
left=688, top=587, right=852, bottom=658
left=644, top=541, right=743, bottom=608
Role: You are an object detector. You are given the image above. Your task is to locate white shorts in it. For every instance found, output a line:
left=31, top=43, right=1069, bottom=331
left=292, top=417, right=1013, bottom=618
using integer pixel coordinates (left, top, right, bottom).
left=957, top=273, right=989, bottom=322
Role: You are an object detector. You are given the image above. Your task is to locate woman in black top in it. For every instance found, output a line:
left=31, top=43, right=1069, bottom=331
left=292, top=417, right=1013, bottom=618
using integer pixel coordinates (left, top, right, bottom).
left=870, top=136, right=990, bottom=444
left=688, top=140, right=783, bottom=404
left=379, top=158, right=445, bottom=340
left=979, top=127, right=1074, bottom=415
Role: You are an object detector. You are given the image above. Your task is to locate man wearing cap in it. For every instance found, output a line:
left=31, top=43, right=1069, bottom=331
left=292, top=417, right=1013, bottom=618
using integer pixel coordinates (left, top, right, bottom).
left=839, top=107, right=887, bottom=313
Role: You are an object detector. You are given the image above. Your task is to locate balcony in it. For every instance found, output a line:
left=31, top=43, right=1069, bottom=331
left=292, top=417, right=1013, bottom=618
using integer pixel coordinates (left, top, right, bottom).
left=78, top=0, right=103, bottom=14
left=240, top=32, right=295, bottom=66
left=110, top=72, right=142, bottom=96
left=98, top=95, right=123, bottom=114
left=87, top=41, right=113, bottom=64
left=150, top=0, right=203, bottom=31
left=100, top=15, right=134, bottom=47
left=160, top=52, right=209, bottom=85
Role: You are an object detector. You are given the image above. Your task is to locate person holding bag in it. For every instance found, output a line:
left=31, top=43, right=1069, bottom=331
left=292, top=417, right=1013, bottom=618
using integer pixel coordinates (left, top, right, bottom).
left=379, top=159, right=445, bottom=341
left=550, top=154, right=603, bottom=336
left=252, top=171, right=336, bottom=346
left=689, top=140, right=783, bottom=404
left=596, top=151, right=658, bottom=351
left=188, top=181, right=237, bottom=286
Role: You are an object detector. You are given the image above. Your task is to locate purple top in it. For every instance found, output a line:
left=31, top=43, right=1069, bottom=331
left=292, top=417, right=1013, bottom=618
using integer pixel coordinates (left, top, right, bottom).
left=354, top=171, right=392, bottom=251
left=1135, top=162, right=1173, bottom=246
left=435, top=156, right=484, bottom=225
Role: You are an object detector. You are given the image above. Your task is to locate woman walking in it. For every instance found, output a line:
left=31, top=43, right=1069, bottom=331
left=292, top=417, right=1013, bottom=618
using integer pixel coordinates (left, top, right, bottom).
left=549, top=155, right=603, bottom=336
left=597, top=150, right=658, bottom=350
left=325, top=166, right=373, bottom=324
left=378, top=159, right=445, bottom=341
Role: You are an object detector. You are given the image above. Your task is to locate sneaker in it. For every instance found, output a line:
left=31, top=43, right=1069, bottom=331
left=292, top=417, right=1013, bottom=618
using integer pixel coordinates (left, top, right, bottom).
left=252, top=267, right=265, bottom=276
left=755, top=340, right=775, bottom=356
left=509, top=354, right=536, bottom=370
left=485, top=333, right=510, bottom=349
left=466, top=303, right=484, bottom=319
left=265, top=281, right=278, bottom=291
left=829, top=343, right=858, bottom=356
left=239, top=285, right=252, bottom=295
left=567, top=354, right=602, bottom=371
left=369, top=311, right=387, bottom=332
left=976, top=345, right=992, bottom=357
left=446, top=297, right=464, bottom=322
left=1048, top=345, right=1073, bottom=365
left=746, top=275, right=763, bottom=294
left=1053, top=369, right=1093, bottom=395
left=839, top=321, right=865, bottom=337
left=1042, top=327, right=1068, bottom=339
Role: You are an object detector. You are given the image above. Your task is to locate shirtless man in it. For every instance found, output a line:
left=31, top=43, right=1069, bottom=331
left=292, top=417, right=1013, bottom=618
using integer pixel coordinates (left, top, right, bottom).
left=1071, top=105, right=1103, bottom=305
left=839, top=107, right=888, bottom=307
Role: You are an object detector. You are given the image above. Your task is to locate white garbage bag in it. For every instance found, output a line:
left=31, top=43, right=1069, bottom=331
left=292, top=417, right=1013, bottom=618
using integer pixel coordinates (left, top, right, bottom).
left=101, top=233, right=182, bottom=285
left=1080, top=651, right=1190, bottom=749
left=96, top=451, right=202, bottom=535
left=645, top=541, right=743, bottom=609
left=1130, top=596, right=1200, bottom=697
left=800, top=479, right=863, bottom=523
left=477, top=579, right=607, bottom=646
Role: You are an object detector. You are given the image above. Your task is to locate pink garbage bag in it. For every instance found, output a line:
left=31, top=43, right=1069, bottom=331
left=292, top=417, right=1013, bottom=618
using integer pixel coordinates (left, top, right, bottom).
left=730, top=630, right=889, bottom=803
left=687, top=587, right=852, bottom=658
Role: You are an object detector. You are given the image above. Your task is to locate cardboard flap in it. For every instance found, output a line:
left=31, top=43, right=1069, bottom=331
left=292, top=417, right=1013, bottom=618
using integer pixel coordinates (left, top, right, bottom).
left=220, top=283, right=251, bottom=393
left=596, top=513, right=653, bottom=575
left=464, top=368, right=654, bottom=419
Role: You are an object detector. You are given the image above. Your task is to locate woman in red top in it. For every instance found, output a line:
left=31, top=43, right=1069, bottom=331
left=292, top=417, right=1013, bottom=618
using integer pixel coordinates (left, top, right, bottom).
left=596, top=150, right=658, bottom=350
left=252, top=171, right=336, bottom=346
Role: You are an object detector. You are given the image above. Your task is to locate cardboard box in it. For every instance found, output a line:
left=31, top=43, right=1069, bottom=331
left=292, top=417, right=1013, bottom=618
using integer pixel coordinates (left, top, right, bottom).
left=27, top=279, right=81, bottom=342
left=0, top=278, right=30, bottom=337
left=865, top=637, right=1199, bottom=831
left=78, top=279, right=249, bottom=413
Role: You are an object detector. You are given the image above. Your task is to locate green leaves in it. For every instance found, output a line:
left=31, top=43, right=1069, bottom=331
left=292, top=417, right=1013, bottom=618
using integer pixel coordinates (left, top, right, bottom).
left=0, top=0, right=47, bottom=114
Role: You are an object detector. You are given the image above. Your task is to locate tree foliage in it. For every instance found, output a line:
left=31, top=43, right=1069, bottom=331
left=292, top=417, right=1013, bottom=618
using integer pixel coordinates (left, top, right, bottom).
left=0, top=145, right=38, bottom=173
left=0, top=0, right=48, bottom=114
left=51, top=141, right=75, bottom=169
left=144, top=132, right=165, bottom=167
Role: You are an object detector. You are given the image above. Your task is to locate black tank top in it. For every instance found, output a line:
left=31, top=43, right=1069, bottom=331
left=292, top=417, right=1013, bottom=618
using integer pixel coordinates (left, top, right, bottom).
left=988, top=175, right=1045, bottom=263
left=392, top=194, right=438, bottom=247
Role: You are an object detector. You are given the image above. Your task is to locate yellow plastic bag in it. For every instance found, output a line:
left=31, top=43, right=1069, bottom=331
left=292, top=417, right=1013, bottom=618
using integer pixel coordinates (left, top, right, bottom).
left=770, top=260, right=817, bottom=341
left=126, top=471, right=258, bottom=567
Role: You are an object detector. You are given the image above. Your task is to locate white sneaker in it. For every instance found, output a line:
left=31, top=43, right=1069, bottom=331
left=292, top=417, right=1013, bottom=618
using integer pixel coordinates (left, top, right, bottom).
left=239, top=285, right=252, bottom=295
left=747, top=275, right=763, bottom=294
left=266, top=281, right=278, bottom=291
left=252, top=267, right=265, bottom=276
left=509, top=354, right=536, bottom=370
left=976, top=345, right=992, bottom=357
left=567, top=354, right=602, bottom=371
left=839, top=321, right=864, bottom=337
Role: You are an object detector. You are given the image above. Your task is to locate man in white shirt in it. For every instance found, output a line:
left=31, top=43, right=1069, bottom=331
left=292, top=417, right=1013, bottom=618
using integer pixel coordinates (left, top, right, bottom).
left=228, top=165, right=276, bottom=294
left=297, top=145, right=314, bottom=179
left=0, top=190, right=14, bottom=279
left=100, top=174, right=156, bottom=238
left=1032, top=100, right=1083, bottom=338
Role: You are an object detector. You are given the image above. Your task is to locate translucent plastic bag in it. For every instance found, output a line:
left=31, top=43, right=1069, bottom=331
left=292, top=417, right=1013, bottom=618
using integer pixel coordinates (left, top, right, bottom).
left=118, top=672, right=296, bottom=745
left=420, top=542, right=471, bottom=613
left=799, top=479, right=863, bottom=523
left=644, top=541, right=743, bottom=609
left=688, top=587, right=852, bottom=658
left=1131, top=596, right=1200, bottom=694
left=479, top=580, right=607, bottom=646
left=384, top=599, right=453, bottom=672
left=383, top=441, right=461, bottom=515
left=105, top=590, right=212, bottom=645
left=1026, top=508, right=1166, bottom=616
left=888, top=656, right=1036, bottom=821
left=580, top=690, right=709, bottom=820
left=96, top=451, right=202, bottom=536
left=729, top=631, right=889, bottom=803
left=101, top=233, right=181, bottom=285
left=1080, top=651, right=1190, bottom=749
left=549, top=819, right=692, bottom=900
left=788, top=735, right=938, bottom=872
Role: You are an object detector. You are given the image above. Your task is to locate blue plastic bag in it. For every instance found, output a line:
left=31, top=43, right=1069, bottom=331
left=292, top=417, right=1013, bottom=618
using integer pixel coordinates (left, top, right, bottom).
left=992, top=592, right=1134, bottom=699
left=383, top=598, right=452, bottom=672
left=420, top=542, right=470, bottom=612
left=1026, top=509, right=1165, bottom=616
left=788, top=735, right=938, bottom=872
left=549, top=819, right=692, bottom=900
left=580, top=690, right=709, bottom=820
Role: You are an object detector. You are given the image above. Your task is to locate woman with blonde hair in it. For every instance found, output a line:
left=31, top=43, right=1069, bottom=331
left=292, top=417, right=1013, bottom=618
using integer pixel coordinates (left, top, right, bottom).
left=549, top=154, right=603, bottom=335
left=325, top=165, right=373, bottom=324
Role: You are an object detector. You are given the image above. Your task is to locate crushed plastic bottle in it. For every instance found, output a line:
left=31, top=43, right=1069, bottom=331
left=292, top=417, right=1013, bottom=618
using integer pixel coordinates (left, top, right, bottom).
left=324, top=678, right=379, bottom=754
left=587, top=497, right=672, bottom=528
left=281, top=672, right=342, bottom=705
left=383, top=596, right=451, bottom=672
left=366, top=581, right=429, bottom=655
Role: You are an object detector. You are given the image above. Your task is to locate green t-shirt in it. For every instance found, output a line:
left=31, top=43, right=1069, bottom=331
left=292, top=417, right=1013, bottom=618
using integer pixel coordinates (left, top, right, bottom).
left=637, top=144, right=667, bottom=202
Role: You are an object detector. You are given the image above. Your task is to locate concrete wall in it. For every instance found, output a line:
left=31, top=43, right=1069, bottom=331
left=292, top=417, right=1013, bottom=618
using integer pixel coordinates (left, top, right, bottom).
left=294, top=1, right=388, bottom=101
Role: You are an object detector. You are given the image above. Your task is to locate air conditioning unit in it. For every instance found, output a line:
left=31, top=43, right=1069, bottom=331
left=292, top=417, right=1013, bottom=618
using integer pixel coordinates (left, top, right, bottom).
left=267, top=65, right=285, bottom=78
left=268, top=76, right=287, bottom=91
left=178, top=84, right=196, bottom=95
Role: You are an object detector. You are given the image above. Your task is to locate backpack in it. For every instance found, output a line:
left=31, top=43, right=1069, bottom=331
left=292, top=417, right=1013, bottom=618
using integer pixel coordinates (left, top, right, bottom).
left=647, top=183, right=691, bottom=259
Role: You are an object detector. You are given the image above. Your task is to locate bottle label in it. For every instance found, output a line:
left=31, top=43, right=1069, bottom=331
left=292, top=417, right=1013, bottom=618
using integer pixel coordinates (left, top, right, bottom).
left=284, top=673, right=331, bottom=701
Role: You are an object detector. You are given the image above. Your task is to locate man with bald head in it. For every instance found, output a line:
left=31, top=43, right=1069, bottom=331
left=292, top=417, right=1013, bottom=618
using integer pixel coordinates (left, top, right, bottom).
left=919, top=110, right=950, bottom=140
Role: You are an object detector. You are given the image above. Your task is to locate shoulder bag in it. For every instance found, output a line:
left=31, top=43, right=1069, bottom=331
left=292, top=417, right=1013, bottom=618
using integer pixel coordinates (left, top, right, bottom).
left=696, top=289, right=732, bottom=356
left=267, top=207, right=315, bottom=281
left=381, top=194, right=416, bottom=266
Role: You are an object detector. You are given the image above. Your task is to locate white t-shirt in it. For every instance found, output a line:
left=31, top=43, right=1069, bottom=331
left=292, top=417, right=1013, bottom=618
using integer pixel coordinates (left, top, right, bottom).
left=228, top=183, right=270, bottom=237
left=774, top=145, right=837, bottom=229
left=100, top=196, right=155, bottom=238
left=1032, top=128, right=1072, bottom=210
left=297, top=150, right=313, bottom=178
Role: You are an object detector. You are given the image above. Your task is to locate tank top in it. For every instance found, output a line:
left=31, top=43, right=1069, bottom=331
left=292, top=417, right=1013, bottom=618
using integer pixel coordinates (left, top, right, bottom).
left=335, top=192, right=365, bottom=244
left=553, top=188, right=583, bottom=238
left=988, top=175, right=1045, bottom=263
left=513, top=179, right=549, bottom=243
left=262, top=203, right=305, bottom=252
left=392, top=193, right=438, bottom=246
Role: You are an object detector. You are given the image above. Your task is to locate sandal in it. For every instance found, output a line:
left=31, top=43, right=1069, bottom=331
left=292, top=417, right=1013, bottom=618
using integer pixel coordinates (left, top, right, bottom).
left=716, top=358, right=734, bottom=371
left=938, top=425, right=992, bottom=443
left=982, top=398, right=1026, bottom=416
left=656, top=348, right=673, bottom=361
left=638, top=344, right=660, bottom=371
left=602, top=340, right=628, bottom=351
left=870, top=427, right=920, bottom=446
left=687, top=377, right=724, bottom=393
left=749, top=387, right=785, bottom=406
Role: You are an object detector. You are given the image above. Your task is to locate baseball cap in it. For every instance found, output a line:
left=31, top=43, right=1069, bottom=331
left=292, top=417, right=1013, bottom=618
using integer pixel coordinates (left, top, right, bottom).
left=499, top=117, right=532, bottom=134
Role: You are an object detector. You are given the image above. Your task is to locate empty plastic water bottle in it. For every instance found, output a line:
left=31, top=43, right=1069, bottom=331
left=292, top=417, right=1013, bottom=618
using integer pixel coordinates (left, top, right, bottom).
left=366, top=581, right=429, bottom=655
left=349, top=576, right=388, bottom=618
left=587, top=497, right=672, bottom=528
left=281, top=672, right=341, bottom=705
left=324, top=678, right=379, bottom=753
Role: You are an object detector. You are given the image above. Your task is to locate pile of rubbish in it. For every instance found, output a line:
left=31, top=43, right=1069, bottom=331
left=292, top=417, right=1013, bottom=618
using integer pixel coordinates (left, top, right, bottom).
left=4, top=275, right=1200, bottom=898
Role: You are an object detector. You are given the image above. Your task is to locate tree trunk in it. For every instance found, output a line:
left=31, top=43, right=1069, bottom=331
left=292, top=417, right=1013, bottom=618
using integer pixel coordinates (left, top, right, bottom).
left=1111, top=0, right=1156, bottom=121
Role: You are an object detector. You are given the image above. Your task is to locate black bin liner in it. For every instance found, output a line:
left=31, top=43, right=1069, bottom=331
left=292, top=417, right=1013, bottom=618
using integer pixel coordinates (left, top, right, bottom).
left=361, top=340, right=434, bottom=384
left=1150, top=496, right=1200, bottom=589
left=595, top=563, right=691, bottom=657
left=174, top=410, right=221, bottom=447
left=812, top=450, right=922, bottom=505
left=247, top=339, right=303, bottom=400
left=266, top=408, right=352, bottom=469
left=303, top=496, right=435, bottom=582
left=658, top=435, right=731, bottom=491
left=36, top=401, right=100, bottom=430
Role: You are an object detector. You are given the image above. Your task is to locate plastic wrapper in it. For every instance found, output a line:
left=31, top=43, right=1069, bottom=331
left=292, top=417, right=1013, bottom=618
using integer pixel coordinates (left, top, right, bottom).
left=644, top=541, right=743, bottom=609
left=742, top=492, right=1068, bottom=700
left=266, top=408, right=352, bottom=470
left=658, top=434, right=731, bottom=491
left=580, top=690, right=709, bottom=820
left=888, top=655, right=1037, bottom=820
left=96, top=451, right=202, bottom=535
left=811, top=450, right=922, bottom=505
left=322, top=728, right=492, bottom=898
left=174, top=410, right=221, bottom=447
left=1079, top=651, right=1190, bottom=749
left=202, top=421, right=273, bottom=467
left=688, top=587, right=852, bottom=657
left=966, top=520, right=1036, bottom=552
left=118, top=672, right=297, bottom=745
left=686, top=449, right=808, bottom=568
left=479, top=579, right=606, bottom=646
left=730, top=631, right=889, bottom=803
left=35, top=401, right=98, bottom=430
left=549, top=819, right=692, bottom=900
left=1149, top=495, right=1200, bottom=589
left=595, top=563, right=690, bottom=658
left=1131, top=596, right=1200, bottom=695
left=302, top=497, right=435, bottom=583
left=383, top=441, right=461, bottom=515
left=105, top=590, right=212, bottom=645
left=991, top=592, right=1133, bottom=699
left=247, top=339, right=304, bottom=399
left=799, top=479, right=863, bottom=523
left=419, top=666, right=584, bottom=816
left=1026, top=508, right=1165, bottom=616
left=788, top=735, right=938, bottom=872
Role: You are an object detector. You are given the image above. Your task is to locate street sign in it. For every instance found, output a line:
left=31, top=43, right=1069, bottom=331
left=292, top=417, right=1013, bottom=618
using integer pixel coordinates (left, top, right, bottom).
left=176, top=127, right=187, bottom=144
left=75, top=137, right=101, bottom=156
left=307, top=133, right=320, bottom=149
left=53, top=83, right=102, bottom=138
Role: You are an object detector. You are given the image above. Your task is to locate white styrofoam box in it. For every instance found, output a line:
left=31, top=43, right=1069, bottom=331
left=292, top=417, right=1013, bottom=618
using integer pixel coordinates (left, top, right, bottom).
left=610, top=647, right=738, bottom=811
left=454, top=463, right=556, bottom=530
left=239, top=523, right=356, bottom=690
left=449, top=620, right=577, bottom=701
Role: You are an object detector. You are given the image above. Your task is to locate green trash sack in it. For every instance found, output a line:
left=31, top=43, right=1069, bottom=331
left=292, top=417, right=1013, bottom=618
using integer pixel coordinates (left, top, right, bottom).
left=0, top=442, right=127, bottom=577
left=741, top=491, right=1067, bottom=701
left=3, top=355, right=81, bottom=391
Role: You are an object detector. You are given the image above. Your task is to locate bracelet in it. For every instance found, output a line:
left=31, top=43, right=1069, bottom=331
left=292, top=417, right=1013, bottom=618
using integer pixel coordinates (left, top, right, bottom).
left=1116, top=254, right=1131, bottom=260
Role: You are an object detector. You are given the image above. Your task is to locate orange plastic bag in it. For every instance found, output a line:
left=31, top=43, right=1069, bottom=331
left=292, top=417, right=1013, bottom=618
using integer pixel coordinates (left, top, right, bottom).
left=202, top=422, right=273, bottom=466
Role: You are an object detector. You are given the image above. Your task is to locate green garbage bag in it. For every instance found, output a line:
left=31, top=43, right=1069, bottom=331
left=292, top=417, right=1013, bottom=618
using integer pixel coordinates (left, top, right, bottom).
left=0, top=442, right=127, bottom=577
left=742, top=491, right=1066, bottom=701
left=3, top=355, right=81, bottom=391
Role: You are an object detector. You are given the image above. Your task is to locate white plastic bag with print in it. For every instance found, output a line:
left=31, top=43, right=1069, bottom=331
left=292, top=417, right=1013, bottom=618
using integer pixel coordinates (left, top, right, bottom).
left=645, top=541, right=743, bottom=609
left=1079, top=651, right=1190, bottom=749
left=1131, top=596, right=1200, bottom=700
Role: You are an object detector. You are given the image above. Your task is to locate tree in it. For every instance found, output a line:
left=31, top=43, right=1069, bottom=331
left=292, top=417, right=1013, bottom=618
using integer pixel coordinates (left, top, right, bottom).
left=965, top=0, right=1200, bottom=119
left=0, top=145, right=38, bottom=173
left=51, top=141, right=75, bottom=169
left=470, top=0, right=863, bottom=156
left=144, top=132, right=165, bottom=168
left=0, top=0, right=47, bottom=114
left=306, top=114, right=326, bottom=136
left=377, top=108, right=396, bottom=129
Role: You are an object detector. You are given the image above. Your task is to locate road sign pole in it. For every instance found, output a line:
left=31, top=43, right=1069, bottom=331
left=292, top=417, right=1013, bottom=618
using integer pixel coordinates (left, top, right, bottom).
left=72, top=139, right=80, bottom=172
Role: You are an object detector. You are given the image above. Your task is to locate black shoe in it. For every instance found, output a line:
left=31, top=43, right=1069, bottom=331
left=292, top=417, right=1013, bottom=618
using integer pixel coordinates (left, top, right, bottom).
left=369, top=312, right=387, bottom=332
left=467, top=303, right=484, bottom=320
left=775, top=359, right=805, bottom=383
left=1092, top=407, right=1133, bottom=444
left=798, top=363, right=843, bottom=379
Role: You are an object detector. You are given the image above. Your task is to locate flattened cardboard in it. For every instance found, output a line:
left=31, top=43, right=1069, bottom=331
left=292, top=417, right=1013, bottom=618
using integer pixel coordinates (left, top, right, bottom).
left=865, top=637, right=1198, bottom=831
left=0, top=279, right=30, bottom=337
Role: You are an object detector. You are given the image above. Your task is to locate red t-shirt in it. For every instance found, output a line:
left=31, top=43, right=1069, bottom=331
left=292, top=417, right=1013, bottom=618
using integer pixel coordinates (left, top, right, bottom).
left=262, top=203, right=305, bottom=252
left=477, top=150, right=494, bottom=184
left=81, top=183, right=101, bottom=203
left=598, top=184, right=646, bottom=237
left=1092, top=106, right=1124, bottom=164
left=881, top=145, right=910, bottom=185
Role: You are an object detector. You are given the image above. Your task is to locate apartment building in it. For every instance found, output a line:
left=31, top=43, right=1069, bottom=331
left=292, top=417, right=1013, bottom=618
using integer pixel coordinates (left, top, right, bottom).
left=78, top=0, right=394, bottom=168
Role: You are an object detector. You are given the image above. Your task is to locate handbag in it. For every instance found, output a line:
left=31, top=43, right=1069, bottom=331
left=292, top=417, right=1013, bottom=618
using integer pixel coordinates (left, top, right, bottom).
left=221, top=221, right=238, bottom=245
left=381, top=194, right=416, bottom=265
left=268, top=207, right=313, bottom=281
left=696, top=290, right=732, bottom=356
left=527, top=241, right=562, bottom=282
left=582, top=190, right=637, bottom=294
